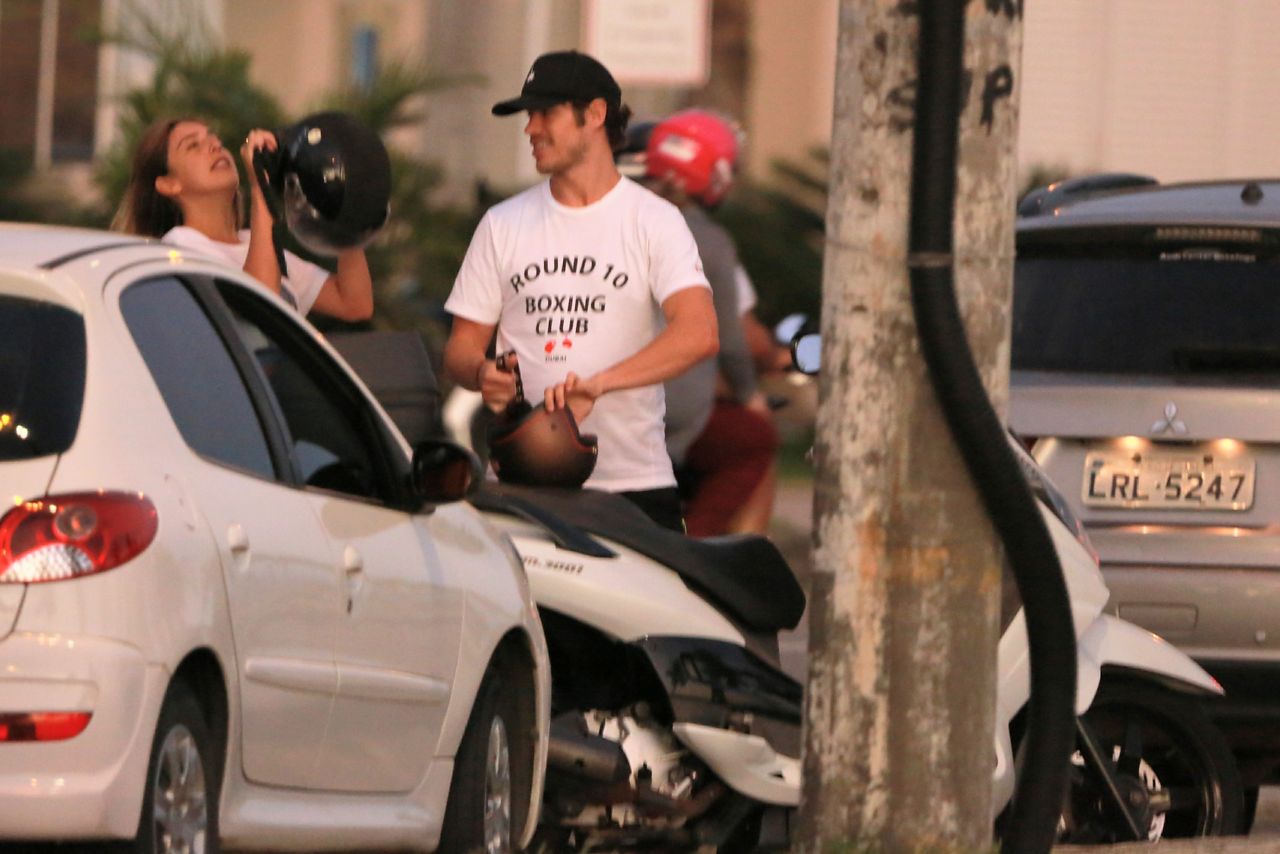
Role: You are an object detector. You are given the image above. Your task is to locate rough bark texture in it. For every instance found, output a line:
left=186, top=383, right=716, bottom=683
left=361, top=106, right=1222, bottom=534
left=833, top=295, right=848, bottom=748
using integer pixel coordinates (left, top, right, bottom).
left=797, top=0, right=1022, bottom=850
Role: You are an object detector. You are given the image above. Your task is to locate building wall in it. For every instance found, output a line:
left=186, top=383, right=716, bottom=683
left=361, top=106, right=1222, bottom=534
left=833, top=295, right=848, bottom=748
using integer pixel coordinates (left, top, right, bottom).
left=421, top=0, right=560, bottom=201
left=223, top=0, right=342, bottom=114
left=738, top=0, right=1280, bottom=189
left=418, top=0, right=838, bottom=199
left=0, top=0, right=105, bottom=162
left=216, top=0, right=839, bottom=200
left=1020, top=0, right=1280, bottom=182
left=740, top=0, right=1280, bottom=187
left=94, top=0, right=225, bottom=156
left=94, top=1, right=1280, bottom=202
left=743, top=0, right=837, bottom=180
left=222, top=0, right=430, bottom=117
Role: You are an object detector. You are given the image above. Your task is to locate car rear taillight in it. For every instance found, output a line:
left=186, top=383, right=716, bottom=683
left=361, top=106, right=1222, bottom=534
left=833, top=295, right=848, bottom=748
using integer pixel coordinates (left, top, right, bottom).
left=0, top=492, right=157, bottom=584
left=0, top=711, right=92, bottom=742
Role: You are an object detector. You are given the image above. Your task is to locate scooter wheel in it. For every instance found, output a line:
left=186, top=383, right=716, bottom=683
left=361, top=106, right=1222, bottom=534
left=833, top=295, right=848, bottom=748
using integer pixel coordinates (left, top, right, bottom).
left=1065, top=680, right=1245, bottom=842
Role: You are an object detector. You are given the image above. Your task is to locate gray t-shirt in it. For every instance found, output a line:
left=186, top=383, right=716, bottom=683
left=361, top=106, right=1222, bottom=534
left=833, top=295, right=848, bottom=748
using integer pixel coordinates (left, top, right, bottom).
left=664, top=205, right=756, bottom=465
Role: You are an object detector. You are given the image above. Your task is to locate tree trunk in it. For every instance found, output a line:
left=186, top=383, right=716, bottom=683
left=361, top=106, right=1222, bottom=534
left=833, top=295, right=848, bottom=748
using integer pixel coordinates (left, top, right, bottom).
left=797, top=0, right=1023, bottom=849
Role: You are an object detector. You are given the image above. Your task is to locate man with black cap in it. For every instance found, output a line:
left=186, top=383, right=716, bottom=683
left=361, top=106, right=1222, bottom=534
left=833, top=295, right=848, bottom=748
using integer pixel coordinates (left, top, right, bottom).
left=443, top=50, right=718, bottom=531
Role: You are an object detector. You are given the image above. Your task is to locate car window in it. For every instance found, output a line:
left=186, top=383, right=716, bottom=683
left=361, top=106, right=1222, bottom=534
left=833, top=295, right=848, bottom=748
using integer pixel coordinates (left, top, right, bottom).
left=0, top=294, right=85, bottom=461
left=121, top=277, right=276, bottom=479
left=215, top=282, right=395, bottom=504
left=1013, top=256, right=1280, bottom=384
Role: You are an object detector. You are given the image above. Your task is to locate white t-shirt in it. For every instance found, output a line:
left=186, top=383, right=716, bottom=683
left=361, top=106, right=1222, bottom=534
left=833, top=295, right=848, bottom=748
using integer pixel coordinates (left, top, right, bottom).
left=162, top=226, right=331, bottom=315
left=445, top=177, right=710, bottom=492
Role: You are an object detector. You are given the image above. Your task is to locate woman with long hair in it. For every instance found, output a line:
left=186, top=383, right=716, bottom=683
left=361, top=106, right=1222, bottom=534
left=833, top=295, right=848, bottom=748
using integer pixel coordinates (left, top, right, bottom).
left=113, top=117, right=373, bottom=320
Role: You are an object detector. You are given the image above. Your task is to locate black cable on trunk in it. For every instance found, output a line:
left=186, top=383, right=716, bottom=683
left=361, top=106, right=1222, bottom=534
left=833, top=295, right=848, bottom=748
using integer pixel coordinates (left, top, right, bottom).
left=906, top=4, right=1077, bottom=851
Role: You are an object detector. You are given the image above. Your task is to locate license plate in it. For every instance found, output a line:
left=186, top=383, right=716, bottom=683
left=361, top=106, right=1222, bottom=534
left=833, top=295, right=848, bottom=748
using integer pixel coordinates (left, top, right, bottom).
left=1082, top=451, right=1256, bottom=511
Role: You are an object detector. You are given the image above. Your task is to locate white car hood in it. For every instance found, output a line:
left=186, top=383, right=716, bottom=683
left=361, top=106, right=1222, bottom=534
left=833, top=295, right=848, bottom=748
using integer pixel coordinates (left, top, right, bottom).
left=0, top=457, right=59, bottom=637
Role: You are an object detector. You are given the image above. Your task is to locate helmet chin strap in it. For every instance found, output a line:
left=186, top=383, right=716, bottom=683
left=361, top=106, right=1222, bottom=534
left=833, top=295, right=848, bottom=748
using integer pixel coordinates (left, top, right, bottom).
left=251, top=148, right=294, bottom=300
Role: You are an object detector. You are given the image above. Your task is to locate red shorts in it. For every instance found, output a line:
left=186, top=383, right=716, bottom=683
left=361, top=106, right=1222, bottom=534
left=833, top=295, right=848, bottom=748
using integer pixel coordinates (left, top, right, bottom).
left=681, top=401, right=780, bottom=537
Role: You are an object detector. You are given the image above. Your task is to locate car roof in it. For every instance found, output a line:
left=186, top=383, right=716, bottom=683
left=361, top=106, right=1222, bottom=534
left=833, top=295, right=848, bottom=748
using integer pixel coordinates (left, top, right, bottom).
left=0, top=222, right=153, bottom=270
left=1018, top=178, right=1280, bottom=232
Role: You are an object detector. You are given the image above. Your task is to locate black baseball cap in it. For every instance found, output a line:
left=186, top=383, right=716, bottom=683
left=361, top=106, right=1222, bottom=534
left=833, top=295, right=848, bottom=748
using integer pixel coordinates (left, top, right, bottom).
left=492, top=50, right=622, bottom=116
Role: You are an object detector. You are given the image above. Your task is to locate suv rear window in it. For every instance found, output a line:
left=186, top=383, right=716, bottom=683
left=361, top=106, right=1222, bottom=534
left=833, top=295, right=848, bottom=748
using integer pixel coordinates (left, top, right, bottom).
left=1013, top=256, right=1280, bottom=383
left=0, top=294, right=86, bottom=460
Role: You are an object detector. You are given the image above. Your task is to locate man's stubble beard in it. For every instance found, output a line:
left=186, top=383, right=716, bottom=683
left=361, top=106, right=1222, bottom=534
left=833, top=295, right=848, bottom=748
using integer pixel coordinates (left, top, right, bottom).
left=542, top=135, right=592, bottom=177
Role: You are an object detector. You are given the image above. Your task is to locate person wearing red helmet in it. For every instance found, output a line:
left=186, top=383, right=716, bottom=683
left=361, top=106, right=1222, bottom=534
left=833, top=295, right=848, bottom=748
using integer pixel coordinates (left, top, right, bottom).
left=442, top=52, right=718, bottom=531
left=645, top=109, right=739, bottom=208
left=643, top=109, right=782, bottom=537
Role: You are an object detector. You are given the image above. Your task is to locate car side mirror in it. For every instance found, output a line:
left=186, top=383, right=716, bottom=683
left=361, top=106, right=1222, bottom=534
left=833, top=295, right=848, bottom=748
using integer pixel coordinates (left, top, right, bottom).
left=412, top=439, right=483, bottom=504
left=792, top=333, right=822, bottom=375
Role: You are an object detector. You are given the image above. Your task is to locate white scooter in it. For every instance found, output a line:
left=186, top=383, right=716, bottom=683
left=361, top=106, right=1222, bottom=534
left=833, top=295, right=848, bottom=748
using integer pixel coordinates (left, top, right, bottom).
left=470, top=481, right=804, bottom=850
left=341, top=332, right=1244, bottom=849
left=467, top=448, right=1242, bottom=849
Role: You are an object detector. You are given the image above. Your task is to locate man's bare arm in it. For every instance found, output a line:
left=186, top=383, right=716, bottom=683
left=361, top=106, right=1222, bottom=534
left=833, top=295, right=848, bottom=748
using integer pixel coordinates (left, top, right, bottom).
left=545, top=286, right=718, bottom=415
left=443, top=317, right=519, bottom=412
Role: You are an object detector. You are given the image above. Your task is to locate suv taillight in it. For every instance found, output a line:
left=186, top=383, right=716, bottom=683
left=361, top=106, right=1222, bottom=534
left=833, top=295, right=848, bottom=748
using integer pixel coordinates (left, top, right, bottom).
left=0, top=492, right=157, bottom=584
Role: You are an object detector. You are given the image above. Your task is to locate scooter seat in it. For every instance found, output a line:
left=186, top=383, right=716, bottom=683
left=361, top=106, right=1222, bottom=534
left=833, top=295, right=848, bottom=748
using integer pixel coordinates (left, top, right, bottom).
left=472, top=483, right=806, bottom=632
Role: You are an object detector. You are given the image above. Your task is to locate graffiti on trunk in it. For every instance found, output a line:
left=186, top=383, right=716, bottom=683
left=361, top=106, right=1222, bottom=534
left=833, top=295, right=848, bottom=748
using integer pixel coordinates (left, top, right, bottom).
left=884, top=2, right=1017, bottom=133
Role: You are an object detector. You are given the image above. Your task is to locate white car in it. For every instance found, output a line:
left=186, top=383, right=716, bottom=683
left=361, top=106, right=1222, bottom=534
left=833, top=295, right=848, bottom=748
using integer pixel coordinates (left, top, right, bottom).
left=0, top=224, right=550, bottom=853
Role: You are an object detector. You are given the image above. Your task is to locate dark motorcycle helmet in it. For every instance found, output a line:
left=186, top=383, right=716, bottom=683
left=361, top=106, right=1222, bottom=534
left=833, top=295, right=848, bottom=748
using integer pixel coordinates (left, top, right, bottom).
left=255, top=111, right=392, bottom=256
left=614, top=120, right=656, bottom=178
left=487, top=401, right=598, bottom=488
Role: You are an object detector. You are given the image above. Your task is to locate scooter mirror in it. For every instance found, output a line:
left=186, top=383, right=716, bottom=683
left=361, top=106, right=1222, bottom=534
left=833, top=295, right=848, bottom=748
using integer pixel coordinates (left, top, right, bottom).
left=773, top=313, right=809, bottom=346
left=792, top=333, right=822, bottom=375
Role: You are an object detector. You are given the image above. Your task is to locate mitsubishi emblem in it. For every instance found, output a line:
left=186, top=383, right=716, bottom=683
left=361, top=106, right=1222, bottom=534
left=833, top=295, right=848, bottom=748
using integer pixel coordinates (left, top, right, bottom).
left=1150, top=401, right=1188, bottom=436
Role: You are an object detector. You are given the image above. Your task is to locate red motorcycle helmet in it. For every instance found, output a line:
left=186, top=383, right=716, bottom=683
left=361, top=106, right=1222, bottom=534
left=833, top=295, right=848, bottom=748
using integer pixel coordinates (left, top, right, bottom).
left=644, top=110, right=740, bottom=207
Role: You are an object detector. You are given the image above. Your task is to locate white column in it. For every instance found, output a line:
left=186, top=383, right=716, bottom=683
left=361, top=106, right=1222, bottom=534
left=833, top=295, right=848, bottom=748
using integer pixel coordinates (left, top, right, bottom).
left=34, top=0, right=60, bottom=170
left=515, top=0, right=553, bottom=184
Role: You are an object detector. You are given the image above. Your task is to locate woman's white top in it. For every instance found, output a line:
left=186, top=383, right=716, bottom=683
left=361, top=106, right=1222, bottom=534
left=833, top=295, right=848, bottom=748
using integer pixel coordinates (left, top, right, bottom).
left=163, top=226, right=330, bottom=315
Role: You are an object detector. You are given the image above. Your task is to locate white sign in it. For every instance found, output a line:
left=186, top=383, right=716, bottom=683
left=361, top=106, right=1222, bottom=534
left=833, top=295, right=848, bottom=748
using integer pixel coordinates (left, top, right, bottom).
left=582, top=0, right=710, bottom=86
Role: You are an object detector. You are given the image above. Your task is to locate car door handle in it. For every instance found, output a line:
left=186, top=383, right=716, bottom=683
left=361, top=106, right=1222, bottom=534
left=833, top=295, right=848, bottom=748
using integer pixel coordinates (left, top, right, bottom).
left=227, top=524, right=250, bottom=554
left=341, top=546, right=364, bottom=615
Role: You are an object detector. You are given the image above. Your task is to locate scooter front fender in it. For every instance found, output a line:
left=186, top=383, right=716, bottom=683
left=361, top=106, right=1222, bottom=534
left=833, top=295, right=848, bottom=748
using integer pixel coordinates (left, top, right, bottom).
left=1077, top=614, right=1223, bottom=710
left=992, top=613, right=1222, bottom=818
